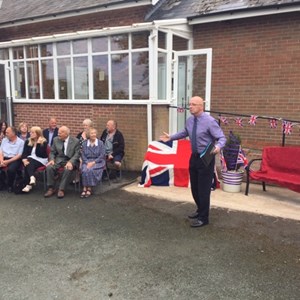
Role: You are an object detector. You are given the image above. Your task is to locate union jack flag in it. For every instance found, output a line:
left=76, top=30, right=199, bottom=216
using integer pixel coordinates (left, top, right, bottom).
left=219, top=150, right=227, bottom=172
left=282, top=121, right=293, bottom=135
left=139, top=140, right=191, bottom=187
left=235, top=117, right=243, bottom=127
left=269, top=119, right=277, bottom=129
left=177, top=107, right=185, bottom=113
left=236, top=146, right=248, bottom=168
left=248, top=115, right=258, bottom=126
left=220, top=116, right=229, bottom=125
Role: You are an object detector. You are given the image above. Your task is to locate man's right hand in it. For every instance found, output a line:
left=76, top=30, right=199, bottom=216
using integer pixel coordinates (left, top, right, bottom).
left=159, top=131, right=170, bottom=142
left=46, top=160, right=55, bottom=166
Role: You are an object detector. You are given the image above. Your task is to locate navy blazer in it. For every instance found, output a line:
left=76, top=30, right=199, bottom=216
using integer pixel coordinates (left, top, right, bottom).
left=43, top=127, right=58, bottom=146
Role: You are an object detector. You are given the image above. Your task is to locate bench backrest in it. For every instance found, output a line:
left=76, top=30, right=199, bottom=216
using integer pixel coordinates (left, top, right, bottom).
left=261, top=146, right=300, bottom=173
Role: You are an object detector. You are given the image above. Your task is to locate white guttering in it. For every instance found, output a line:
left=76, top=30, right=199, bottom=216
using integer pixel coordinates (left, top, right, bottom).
left=189, top=5, right=300, bottom=25
left=0, top=0, right=151, bottom=29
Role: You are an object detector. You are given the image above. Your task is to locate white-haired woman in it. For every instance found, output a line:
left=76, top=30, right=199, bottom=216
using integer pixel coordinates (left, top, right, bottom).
left=80, top=128, right=105, bottom=198
left=76, top=118, right=93, bottom=146
left=21, top=126, right=48, bottom=192
left=74, top=118, right=93, bottom=184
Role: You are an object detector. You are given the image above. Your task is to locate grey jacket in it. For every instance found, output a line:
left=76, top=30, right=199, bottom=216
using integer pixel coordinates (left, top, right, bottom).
left=50, top=136, right=80, bottom=167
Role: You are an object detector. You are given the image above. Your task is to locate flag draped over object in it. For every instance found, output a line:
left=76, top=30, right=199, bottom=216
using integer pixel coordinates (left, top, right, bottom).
left=139, top=140, right=191, bottom=187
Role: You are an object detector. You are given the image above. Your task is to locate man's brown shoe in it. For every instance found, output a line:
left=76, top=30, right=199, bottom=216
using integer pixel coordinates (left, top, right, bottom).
left=44, top=188, right=56, bottom=198
left=57, top=190, right=65, bottom=199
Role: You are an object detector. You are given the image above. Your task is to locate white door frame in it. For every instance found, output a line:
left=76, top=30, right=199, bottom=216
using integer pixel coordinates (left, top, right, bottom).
left=171, top=48, right=212, bottom=133
left=0, top=60, right=12, bottom=125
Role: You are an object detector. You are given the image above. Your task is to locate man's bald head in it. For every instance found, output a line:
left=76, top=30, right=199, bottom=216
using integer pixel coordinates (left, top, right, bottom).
left=189, top=96, right=204, bottom=116
left=58, top=126, right=70, bottom=141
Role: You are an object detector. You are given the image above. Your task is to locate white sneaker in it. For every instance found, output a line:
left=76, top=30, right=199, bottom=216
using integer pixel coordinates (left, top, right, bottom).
left=29, top=176, right=36, bottom=185
left=22, top=185, right=32, bottom=193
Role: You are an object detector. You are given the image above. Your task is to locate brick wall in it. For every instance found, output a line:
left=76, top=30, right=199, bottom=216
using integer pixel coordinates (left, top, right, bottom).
left=152, top=105, right=169, bottom=141
left=194, top=12, right=300, bottom=150
left=13, top=103, right=149, bottom=170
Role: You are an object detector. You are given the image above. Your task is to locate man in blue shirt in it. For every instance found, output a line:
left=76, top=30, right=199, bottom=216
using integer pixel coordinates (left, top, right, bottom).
left=161, top=96, right=226, bottom=227
left=0, top=126, right=25, bottom=192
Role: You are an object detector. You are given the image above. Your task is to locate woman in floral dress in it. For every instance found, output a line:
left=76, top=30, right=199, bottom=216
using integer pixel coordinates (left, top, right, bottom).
left=80, top=128, right=105, bottom=198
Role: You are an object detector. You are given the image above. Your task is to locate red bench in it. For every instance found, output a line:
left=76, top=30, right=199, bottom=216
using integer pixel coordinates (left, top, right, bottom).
left=245, top=146, right=300, bottom=195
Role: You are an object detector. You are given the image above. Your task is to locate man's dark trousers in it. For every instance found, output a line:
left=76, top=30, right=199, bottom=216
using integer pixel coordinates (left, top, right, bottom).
left=189, top=154, right=215, bottom=222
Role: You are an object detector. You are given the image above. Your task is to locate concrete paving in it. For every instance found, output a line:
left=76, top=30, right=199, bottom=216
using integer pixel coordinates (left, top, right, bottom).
left=124, top=179, right=300, bottom=221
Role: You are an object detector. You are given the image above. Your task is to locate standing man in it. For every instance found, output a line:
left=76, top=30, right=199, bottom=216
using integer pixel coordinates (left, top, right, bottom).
left=160, top=96, right=226, bottom=228
left=100, top=120, right=125, bottom=180
left=0, top=127, right=25, bottom=192
left=44, top=126, right=80, bottom=199
left=43, top=117, right=58, bottom=146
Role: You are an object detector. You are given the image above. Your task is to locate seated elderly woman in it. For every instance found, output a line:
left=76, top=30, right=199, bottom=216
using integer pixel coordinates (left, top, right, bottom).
left=18, top=122, right=30, bottom=141
left=21, top=126, right=48, bottom=193
left=73, top=118, right=93, bottom=184
left=76, top=118, right=93, bottom=146
left=80, top=128, right=105, bottom=198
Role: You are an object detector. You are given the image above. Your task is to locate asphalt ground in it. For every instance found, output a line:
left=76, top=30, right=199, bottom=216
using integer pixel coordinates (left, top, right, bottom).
left=0, top=172, right=299, bottom=300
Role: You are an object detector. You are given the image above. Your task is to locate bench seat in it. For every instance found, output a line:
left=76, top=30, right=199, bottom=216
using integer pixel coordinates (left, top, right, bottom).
left=245, top=146, right=300, bottom=195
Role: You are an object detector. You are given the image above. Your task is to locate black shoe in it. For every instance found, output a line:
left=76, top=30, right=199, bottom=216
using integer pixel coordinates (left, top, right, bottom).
left=190, top=219, right=209, bottom=228
left=188, top=211, right=199, bottom=219
left=7, top=186, right=13, bottom=193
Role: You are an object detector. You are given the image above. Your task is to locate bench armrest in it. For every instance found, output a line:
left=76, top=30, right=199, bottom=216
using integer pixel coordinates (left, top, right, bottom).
left=245, top=158, right=262, bottom=196
left=246, top=158, right=262, bottom=172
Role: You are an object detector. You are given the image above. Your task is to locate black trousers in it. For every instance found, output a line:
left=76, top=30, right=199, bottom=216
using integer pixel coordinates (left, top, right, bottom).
left=189, top=154, right=215, bottom=222
left=0, top=158, right=22, bottom=188
left=24, top=158, right=44, bottom=185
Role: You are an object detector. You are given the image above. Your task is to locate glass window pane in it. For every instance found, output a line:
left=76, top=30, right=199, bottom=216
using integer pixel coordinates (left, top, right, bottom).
left=158, top=31, right=166, bottom=49
left=13, top=62, right=26, bottom=99
left=92, top=37, right=108, bottom=52
left=93, top=55, right=108, bottom=99
left=132, top=31, right=149, bottom=49
left=157, top=52, right=167, bottom=100
left=27, top=61, right=40, bottom=99
left=132, top=52, right=149, bottom=100
left=57, top=58, right=72, bottom=99
left=0, top=49, right=9, bottom=60
left=57, top=42, right=70, bottom=56
left=73, top=39, right=87, bottom=54
left=74, top=57, right=88, bottom=99
left=111, top=53, right=128, bottom=99
left=13, top=47, right=24, bottom=59
left=41, top=44, right=53, bottom=57
left=26, top=45, right=38, bottom=58
left=41, top=60, right=54, bottom=99
left=111, top=34, right=128, bottom=51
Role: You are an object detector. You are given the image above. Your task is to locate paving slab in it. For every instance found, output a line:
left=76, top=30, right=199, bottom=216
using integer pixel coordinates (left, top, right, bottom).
left=124, top=180, right=300, bottom=221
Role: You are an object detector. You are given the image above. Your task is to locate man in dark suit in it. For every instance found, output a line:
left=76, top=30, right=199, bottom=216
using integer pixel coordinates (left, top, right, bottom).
left=43, top=117, right=58, bottom=146
left=44, top=126, right=80, bottom=199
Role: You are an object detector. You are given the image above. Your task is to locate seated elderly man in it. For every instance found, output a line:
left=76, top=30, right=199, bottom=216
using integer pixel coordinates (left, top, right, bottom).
left=0, top=126, right=25, bottom=192
left=43, top=117, right=58, bottom=146
left=100, top=120, right=125, bottom=180
left=44, top=126, right=80, bottom=199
